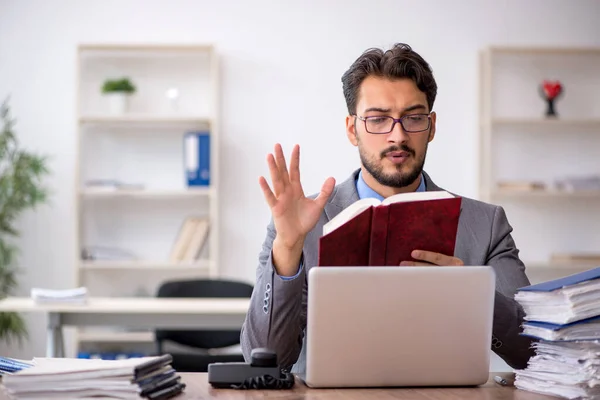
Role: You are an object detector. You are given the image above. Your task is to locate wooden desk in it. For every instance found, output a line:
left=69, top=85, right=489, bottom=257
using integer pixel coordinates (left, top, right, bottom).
left=174, top=372, right=554, bottom=399
left=0, top=297, right=250, bottom=358
left=0, top=373, right=555, bottom=400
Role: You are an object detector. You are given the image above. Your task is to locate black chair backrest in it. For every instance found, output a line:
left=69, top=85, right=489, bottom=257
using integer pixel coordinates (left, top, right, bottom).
left=155, top=279, right=253, bottom=350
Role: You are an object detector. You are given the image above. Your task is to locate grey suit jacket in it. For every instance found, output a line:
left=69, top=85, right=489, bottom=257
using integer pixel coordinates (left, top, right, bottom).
left=240, top=169, right=535, bottom=372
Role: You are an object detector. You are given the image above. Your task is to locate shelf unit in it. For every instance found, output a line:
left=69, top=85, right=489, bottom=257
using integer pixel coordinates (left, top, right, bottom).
left=74, top=43, right=220, bottom=355
left=479, top=46, right=600, bottom=277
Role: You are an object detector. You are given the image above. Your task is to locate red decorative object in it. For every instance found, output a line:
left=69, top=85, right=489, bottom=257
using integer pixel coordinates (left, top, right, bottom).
left=539, top=80, right=564, bottom=117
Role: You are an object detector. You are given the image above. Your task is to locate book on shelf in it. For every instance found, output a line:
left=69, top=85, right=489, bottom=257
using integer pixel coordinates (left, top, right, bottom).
left=514, top=267, right=600, bottom=399
left=81, top=246, right=137, bottom=261
left=318, top=190, right=461, bottom=267
left=554, top=175, right=600, bottom=192
left=1, top=354, right=185, bottom=399
left=168, top=216, right=210, bottom=263
left=496, top=180, right=546, bottom=191
left=30, top=287, right=88, bottom=305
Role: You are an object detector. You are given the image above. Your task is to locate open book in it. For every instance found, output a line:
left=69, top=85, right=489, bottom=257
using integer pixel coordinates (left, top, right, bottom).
left=318, top=190, right=461, bottom=266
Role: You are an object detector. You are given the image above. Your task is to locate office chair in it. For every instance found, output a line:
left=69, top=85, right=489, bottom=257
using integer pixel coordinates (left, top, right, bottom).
left=154, top=278, right=253, bottom=372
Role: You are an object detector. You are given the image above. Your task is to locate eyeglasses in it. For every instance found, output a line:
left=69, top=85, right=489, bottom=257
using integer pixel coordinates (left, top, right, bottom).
left=355, top=113, right=432, bottom=134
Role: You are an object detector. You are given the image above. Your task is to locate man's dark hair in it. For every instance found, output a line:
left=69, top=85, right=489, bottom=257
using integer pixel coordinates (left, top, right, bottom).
left=341, top=43, right=437, bottom=115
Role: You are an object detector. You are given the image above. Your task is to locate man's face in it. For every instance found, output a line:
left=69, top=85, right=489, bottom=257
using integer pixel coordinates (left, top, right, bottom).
left=346, top=76, right=436, bottom=188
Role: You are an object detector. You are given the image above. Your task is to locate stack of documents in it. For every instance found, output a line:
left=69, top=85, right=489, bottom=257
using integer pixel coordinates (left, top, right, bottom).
left=2, top=354, right=185, bottom=399
left=514, top=267, right=600, bottom=399
left=30, top=287, right=88, bottom=304
left=0, top=358, right=34, bottom=375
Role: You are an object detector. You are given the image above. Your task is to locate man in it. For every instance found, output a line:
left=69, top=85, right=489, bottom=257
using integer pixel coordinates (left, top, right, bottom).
left=240, top=43, right=534, bottom=373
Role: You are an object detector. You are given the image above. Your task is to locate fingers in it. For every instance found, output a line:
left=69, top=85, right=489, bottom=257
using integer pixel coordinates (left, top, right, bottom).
left=274, top=144, right=290, bottom=187
left=314, top=177, right=336, bottom=209
left=289, top=144, right=300, bottom=184
left=410, top=250, right=464, bottom=266
left=267, top=153, right=284, bottom=196
left=258, top=176, right=277, bottom=208
left=400, top=261, right=435, bottom=267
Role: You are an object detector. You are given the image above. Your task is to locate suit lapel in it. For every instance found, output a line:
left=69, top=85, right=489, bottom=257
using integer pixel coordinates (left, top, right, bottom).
left=422, top=170, right=442, bottom=192
left=323, top=170, right=360, bottom=222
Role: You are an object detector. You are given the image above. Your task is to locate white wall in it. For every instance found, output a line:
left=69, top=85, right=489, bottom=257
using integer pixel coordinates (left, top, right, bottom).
left=0, top=0, right=599, bottom=367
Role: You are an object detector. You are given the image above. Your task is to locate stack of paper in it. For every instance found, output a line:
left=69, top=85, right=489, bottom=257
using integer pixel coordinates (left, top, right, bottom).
left=30, top=287, right=88, bottom=304
left=0, top=358, right=34, bottom=375
left=1, top=354, right=185, bottom=399
left=514, top=267, right=600, bottom=399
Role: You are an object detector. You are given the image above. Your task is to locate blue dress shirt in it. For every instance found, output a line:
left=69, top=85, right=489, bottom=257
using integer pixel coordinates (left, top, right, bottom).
left=280, top=171, right=426, bottom=280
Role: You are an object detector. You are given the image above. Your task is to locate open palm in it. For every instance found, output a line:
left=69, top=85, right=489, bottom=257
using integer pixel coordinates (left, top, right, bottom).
left=259, top=144, right=335, bottom=249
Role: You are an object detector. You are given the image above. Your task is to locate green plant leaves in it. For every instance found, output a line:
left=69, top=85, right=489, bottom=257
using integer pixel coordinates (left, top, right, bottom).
left=0, top=96, right=51, bottom=343
left=101, top=78, right=136, bottom=94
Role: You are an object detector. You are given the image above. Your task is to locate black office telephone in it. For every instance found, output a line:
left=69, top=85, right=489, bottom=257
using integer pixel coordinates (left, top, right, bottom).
left=207, top=348, right=295, bottom=390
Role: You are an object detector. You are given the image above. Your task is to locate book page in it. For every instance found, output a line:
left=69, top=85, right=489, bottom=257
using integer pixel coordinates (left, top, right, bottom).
left=381, top=190, right=454, bottom=205
left=322, top=197, right=380, bottom=236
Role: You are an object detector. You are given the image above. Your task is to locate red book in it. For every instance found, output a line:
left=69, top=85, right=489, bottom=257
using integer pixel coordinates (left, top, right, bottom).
left=318, top=191, right=462, bottom=266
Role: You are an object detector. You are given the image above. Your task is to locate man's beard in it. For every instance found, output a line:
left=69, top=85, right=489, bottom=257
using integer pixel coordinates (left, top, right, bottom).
left=359, top=142, right=427, bottom=188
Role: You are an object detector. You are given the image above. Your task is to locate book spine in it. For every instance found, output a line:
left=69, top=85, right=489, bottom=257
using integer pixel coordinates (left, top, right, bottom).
left=369, top=205, right=390, bottom=266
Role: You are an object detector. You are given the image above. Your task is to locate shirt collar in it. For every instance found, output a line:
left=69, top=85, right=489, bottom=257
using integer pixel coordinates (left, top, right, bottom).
left=356, top=170, right=426, bottom=201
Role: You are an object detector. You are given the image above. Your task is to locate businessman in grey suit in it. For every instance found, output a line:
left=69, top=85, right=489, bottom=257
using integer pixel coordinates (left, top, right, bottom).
left=241, top=43, right=535, bottom=373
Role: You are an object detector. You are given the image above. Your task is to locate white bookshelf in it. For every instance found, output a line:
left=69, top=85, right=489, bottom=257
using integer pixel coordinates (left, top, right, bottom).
left=479, top=46, right=600, bottom=277
left=74, top=43, right=220, bottom=357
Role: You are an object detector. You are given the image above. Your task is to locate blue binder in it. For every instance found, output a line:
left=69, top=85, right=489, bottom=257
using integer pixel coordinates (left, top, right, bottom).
left=184, top=131, right=210, bottom=187
left=518, top=266, right=600, bottom=292
left=524, top=315, right=600, bottom=330
left=0, top=357, right=33, bottom=374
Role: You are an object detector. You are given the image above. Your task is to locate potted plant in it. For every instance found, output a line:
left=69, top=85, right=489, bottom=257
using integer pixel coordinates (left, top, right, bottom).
left=101, top=77, right=136, bottom=115
left=0, top=97, right=50, bottom=345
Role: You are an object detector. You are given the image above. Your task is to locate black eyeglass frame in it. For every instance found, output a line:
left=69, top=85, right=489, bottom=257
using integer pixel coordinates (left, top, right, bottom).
left=354, top=113, right=433, bottom=134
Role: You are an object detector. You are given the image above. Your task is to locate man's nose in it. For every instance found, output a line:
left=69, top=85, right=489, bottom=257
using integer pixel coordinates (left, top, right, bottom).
left=387, top=120, right=409, bottom=143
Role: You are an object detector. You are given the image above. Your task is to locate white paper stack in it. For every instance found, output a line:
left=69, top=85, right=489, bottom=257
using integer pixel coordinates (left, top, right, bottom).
left=1, top=355, right=184, bottom=399
left=30, top=287, right=88, bottom=304
left=514, top=267, right=600, bottom=399
left=515, top=341, right=600, bottom=399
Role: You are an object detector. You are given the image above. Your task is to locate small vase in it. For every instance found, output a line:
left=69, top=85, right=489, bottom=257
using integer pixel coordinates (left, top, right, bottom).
left=105, top=93, right=129, bottom=115
left=545, top=98, right=557, bottom=117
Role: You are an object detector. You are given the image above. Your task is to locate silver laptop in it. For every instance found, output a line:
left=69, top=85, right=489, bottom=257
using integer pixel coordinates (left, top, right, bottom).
left=300, top=266, right=496, bottom=388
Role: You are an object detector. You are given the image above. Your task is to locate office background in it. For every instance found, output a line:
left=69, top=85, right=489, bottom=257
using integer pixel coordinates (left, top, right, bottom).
left=0, top=0, right=599, bottom=371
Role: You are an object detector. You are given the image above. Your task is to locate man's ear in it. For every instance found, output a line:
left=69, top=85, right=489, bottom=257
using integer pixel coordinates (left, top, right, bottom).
left=428, top=111, right=436, bottom=143
left=346, top=115, right=359, bottom=146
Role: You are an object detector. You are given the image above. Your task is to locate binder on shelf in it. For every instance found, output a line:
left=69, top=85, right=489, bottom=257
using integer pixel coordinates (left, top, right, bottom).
left=184, top=131, right=210, bottom=187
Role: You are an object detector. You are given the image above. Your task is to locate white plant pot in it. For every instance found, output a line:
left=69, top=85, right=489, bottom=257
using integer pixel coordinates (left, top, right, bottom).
left=105, top=93, right=130, bottom=115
